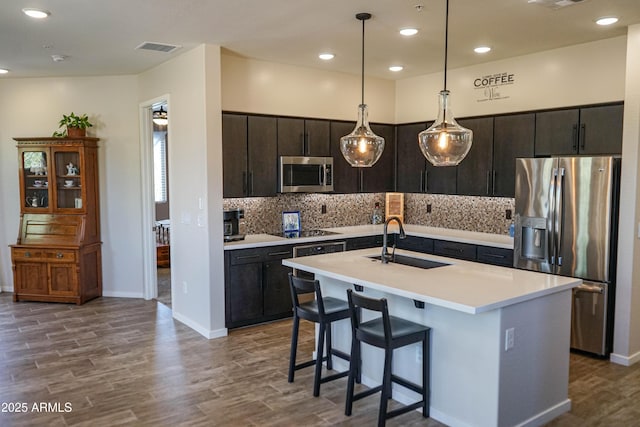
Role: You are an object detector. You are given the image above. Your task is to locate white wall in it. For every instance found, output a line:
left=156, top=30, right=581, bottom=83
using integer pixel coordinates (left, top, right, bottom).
left=221, top=54, right=396, bottom=123
left=138, top=45, right=226, bottom=338
left=395, top=36, right=627, bottom=122
left=613, top=24, right=640, bottom=365
left=0, top=76, right=143, bottom=298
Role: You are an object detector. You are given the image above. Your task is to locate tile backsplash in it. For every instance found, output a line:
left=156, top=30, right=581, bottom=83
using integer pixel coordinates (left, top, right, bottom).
left=223, top=193, right=515, bottom=235
left=404, top=194, right=515, bottom=235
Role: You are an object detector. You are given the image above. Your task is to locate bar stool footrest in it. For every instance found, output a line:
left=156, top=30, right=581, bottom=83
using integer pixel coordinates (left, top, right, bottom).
left=330, top=348, right=350, bottom=362
left=391, top=374, right=423, bottom=395
left=386, top=401, right=425, bottom=420
left=352, top=385, right=383, bottom=402
left=320, top=370, right=349, bottom=384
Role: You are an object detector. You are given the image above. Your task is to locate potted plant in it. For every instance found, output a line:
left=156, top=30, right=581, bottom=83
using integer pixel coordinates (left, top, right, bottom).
left=53, top=112, right=93, bottom=138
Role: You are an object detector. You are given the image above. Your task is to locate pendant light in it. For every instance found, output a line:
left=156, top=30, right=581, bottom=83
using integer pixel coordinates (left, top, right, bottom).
left=340, top=13, right=385, bottom=168
left=153, top=106, right=168, bottom=126
left=418, top=0, right=472, bottom=167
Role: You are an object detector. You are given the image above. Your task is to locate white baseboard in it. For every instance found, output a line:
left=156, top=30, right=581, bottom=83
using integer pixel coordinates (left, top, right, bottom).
left=172, top=310, right=228, bottom=339
left=102, top=290, right=144, bottom=299
left=610, top=350, right=640, bottom=366
left=515, top=399, right=571, bottom=427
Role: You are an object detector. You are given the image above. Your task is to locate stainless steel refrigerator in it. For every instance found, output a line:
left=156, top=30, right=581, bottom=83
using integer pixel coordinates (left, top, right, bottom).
left=513, top=156, right=620, bottom=356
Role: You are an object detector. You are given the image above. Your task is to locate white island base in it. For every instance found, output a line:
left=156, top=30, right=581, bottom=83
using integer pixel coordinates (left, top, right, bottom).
left=284, top=249, right=579, bottom=427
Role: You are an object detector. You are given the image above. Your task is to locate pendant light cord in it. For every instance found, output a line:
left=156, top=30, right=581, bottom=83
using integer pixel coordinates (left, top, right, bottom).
left=444, top=0, right=449, bottom=91
left=361, top=16, right=365, bottom=105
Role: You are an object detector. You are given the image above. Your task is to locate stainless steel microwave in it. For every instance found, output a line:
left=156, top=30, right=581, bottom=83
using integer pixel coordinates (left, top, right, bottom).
left=279, top=156, right=333, bottom=193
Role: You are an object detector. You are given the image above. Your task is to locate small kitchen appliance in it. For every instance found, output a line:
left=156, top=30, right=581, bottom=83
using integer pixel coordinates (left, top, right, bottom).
left=279, top=156, right=333, bottom=193
left=223, top=208, right=245, bottom=242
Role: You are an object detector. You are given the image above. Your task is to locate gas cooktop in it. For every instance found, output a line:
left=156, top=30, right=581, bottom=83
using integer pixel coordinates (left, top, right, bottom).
left=270, top=229, right=340, bottom=239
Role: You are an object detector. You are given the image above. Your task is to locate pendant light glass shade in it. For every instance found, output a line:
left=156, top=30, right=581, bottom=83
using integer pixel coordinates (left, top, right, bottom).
left=340, top=12, right=385, bottom=168
left=418, top=90, right=472, bottom=166
left=153, top=107, right=168, bottom=126
left=340, top=104, right=385, bottom=167
left=419, top=0, right=472, bottom=167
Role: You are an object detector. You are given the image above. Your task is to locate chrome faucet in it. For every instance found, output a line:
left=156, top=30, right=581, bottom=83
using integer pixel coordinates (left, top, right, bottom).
left=381, top=216, right=406, bottom=264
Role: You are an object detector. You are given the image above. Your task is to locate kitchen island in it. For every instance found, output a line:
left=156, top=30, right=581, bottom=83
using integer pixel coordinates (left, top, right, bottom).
left=283, top=248, right=581, bottom=427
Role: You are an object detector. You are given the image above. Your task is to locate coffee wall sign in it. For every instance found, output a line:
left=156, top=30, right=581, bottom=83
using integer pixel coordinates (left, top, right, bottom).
left=474, top=72, right=515, bottom=102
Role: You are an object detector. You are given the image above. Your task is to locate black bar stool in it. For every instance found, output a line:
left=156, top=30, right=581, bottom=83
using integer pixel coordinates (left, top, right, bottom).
left=288, top=273, right=351, bottom=396
left=345, top=289, right=430, bottom=427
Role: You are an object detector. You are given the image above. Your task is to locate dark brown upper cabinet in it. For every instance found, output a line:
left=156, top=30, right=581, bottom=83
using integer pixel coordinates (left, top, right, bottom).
left=362, top=124, right=396, bottom=193
left=492, top=113, right=535, bottom=197
left=396, top=122, right=456, bottom=195
left=222, top=113, right=277, bottom=197
left=277, top=117, right=331, bottom=157
left=535, top=103, right=623, bottom=156
left=456, top=117, right=494, bottom=196
left=329, top=120, right=359, bottom=193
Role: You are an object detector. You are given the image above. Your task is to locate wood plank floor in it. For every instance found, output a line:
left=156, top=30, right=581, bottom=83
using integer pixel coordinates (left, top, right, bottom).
left=1, top=294, right=639, bottom=426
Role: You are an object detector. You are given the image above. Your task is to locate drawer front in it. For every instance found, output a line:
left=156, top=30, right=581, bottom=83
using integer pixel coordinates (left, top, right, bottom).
left=263, top=245, right=293, bottom=261
left=477, top=246, right=514, bottom=267
left=396, top=236, right=434, bottom=254
left=433, top=240, right=477, bottom=261
left=13, top=248, right=45, bottom=261
left=45, top=250, right=76, bottom=262
left=346, top=236, right=383, bottom=250
left=229, top=248, right=264, bottom=265
left=229, top=245, right=293, bottom=265
left=12, top=248, right=76, bottom=262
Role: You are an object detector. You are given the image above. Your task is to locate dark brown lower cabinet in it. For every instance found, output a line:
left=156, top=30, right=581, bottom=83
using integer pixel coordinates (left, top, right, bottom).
left=224, top=245, right=293, bottom=328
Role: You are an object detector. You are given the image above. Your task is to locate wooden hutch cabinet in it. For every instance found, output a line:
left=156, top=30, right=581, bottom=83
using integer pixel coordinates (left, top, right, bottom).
left=10, top=137, right=102, bottom=304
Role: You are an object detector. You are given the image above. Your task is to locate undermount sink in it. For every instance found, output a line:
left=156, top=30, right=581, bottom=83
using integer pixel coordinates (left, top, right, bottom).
left=367, top=254, right=450, bottom=270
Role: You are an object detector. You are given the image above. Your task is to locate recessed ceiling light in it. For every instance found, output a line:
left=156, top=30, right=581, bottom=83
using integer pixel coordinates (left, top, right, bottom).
left=22, top=8, right=51, bottom=19
left=400, top=28, right=419, bottom=36
left=0, top=68, right=9, bottom=74
left=319, top=53, right=335, bottom=60
left=596, top=16, right=618, bottom=26
left=389, top=65, right=404, bottom=72
left=474, top=46, right=491, bottom=54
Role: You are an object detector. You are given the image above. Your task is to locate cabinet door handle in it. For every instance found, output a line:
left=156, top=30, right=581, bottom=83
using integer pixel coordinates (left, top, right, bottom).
left=242, top=171, right=247, bottom=195
left=424, top=170, right=429, bottom=192
left=572, top=124, right=578, bottom=152
left=236, top=254, right=260, bottom=261
left=492, top=170, right=496, bottom=195
left=580, top=123, right=586, bottom=151
left=483, top=253, right=506, bottom=259
left=267, top=251, right=291, bottom=257
left=442, top=246, right=464, bottom=253
left=24, top=251, right=31, bottom=258
left=486, top=171, right=491, bottom=195
left=56, top=252, right=64, bottom=258
left=301, top=133, right=306, bottom=156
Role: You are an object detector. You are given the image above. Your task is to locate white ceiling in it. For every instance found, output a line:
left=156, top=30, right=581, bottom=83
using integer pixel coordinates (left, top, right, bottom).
left=1, top=0, right=639, bottom=80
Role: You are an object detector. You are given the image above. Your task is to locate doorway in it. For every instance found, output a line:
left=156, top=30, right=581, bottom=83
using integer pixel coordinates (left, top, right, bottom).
left=152, top=102, right=171, bottom=307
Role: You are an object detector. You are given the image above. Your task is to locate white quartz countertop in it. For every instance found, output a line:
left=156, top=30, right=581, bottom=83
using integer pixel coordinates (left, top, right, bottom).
left=224, top=224, right=513, bottom=250
left=282, top=248, right=580, bottom=314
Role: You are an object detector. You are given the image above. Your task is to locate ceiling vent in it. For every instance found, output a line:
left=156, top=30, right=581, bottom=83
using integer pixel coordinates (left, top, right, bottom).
left=528, top=0, right=586, bottom=9
left=135, top=42, right=181, bottom=53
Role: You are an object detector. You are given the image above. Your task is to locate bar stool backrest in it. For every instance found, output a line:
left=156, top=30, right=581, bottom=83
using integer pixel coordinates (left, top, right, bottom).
left=346, top=289, right=392, bottom=348
left=288, top=273, right=325, bottom=314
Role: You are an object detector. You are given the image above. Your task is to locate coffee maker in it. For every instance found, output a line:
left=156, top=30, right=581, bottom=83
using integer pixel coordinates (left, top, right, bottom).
left=223, top=208, right=245, bottom=242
